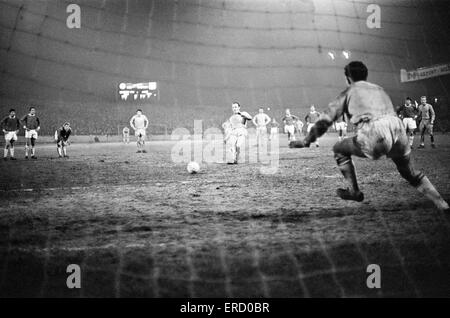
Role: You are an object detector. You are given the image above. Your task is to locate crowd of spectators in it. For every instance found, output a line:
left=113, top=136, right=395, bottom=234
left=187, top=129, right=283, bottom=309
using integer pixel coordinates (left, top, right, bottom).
left=1, top=99, right=449, bottom=136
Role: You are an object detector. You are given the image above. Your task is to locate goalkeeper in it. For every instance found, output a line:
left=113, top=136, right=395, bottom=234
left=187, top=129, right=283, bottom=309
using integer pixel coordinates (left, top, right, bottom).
left=289, top=61, right=449, bottom=211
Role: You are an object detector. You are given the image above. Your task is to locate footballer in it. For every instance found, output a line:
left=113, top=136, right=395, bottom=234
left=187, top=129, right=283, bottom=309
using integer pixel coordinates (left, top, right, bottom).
left=252, top=108, right=271, bottom=142
left=305, top=105, right=321, bottom=147
left=269, top=118, right=280, bottom=140
left=130, top=109, right=149, bottom=153
left=122, top=126, right=130, bottom=144
left=55, top=122, right=72, bottom=158
left=21, top=106, right=41, bottom=159
left=1, top=109, right=20, bottom=161
left=227, top=102, right=252, bottom=164
left=397, top=97, right=418, bottom=148
left=334, top=115, right=348, bottom=142
left=417, top=96, right=436, bottom=149
left=290, top=61, right=449, bottom=211
left=282, top=109, right=299, bottom=142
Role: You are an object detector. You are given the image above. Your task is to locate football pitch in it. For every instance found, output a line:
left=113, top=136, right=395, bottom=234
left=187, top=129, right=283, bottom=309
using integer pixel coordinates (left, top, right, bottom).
left=0, top=134, right=449, bottom=297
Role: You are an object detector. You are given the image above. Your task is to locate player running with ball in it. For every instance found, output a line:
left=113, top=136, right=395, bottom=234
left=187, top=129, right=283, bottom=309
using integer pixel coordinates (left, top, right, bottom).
left=227, top=102, right=252, bottom=164
left=290, top=61, right=449, bottom=212
left=130, top=109, right=149, bottom=153
left=55, top=122, right=72, bottom=158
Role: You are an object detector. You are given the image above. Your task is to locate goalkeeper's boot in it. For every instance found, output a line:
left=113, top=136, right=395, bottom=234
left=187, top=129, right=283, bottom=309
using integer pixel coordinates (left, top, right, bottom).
left=337, top=188, right=364, bottom=202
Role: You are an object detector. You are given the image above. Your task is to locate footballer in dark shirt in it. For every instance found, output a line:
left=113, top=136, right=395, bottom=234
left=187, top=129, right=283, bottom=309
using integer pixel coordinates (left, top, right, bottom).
left=397, top=97, right=418, bottom=148
left=1, top=109, right=21, bottom=160
left=55, top=122, right=72, bottom=158
left=21, top=106, right=41, bottom=159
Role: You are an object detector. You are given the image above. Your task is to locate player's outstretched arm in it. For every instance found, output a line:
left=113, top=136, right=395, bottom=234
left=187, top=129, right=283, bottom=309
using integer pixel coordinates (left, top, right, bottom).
left=289, top=118, right=332, bottom=148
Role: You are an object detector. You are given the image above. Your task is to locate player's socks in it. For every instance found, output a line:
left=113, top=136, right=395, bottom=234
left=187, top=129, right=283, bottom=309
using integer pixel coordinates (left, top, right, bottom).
left=409, top=136, right=414, bottom=147
left=10, top=148, right=14, bottom=158
left=336, top=157, right=361, bottom=196
left=4, top=148, right=8, bottom=158
left=415, top=176, right=449, bottom=211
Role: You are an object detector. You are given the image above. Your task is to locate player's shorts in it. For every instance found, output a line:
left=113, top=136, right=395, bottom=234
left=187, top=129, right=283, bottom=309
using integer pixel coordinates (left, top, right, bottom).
left=4, top=131, right=17, bottom=142
left=419, top=120, right=433, bottom=134
left=56, top=138, right=69, bottom=146
left=296, top=124, right=304, bottom=132
left=135, top=128, right=146, bottom=137
left=256, top=126, right=267, bottom=135
left=270, top=127, right=278, bottom=134
left=355, top=115, right=409, bottom=160
left=230, top=127, right=248, bottom=138
left=284, top=124, right=295, bottom=135
left=402, top=118, right=417, bottom=131
left=25, top=129, right=38, bottom=139
left=335, top=122, right=347, bottom=131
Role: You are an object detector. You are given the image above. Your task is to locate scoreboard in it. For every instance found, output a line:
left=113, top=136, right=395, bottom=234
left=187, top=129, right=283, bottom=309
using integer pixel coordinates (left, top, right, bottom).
left=118, top=82, right=159, bottom=101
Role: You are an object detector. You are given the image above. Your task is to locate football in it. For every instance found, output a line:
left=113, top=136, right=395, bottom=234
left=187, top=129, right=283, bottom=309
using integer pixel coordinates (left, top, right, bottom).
left=187, top=161, right=200, bottom=174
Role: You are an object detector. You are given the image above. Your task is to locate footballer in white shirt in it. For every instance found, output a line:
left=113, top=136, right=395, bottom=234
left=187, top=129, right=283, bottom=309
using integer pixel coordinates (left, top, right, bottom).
left=129, top=109, right=149, bottom=153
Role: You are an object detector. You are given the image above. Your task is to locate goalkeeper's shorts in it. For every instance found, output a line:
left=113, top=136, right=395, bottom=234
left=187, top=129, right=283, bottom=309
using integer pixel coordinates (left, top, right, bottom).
left=355, top=115, right=409, bottom=160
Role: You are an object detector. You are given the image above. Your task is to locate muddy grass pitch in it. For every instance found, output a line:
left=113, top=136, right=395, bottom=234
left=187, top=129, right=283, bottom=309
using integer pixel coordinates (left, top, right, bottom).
left=0, top=134, right=449, bottom=297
